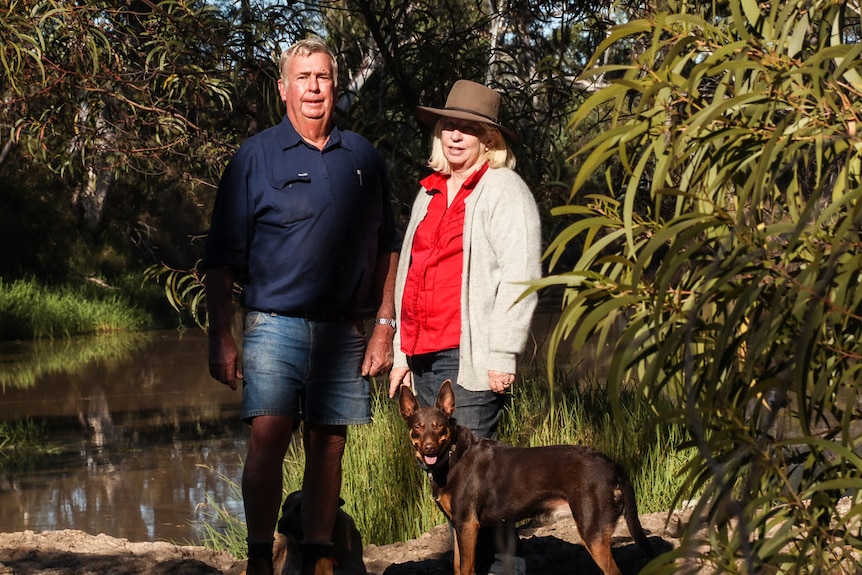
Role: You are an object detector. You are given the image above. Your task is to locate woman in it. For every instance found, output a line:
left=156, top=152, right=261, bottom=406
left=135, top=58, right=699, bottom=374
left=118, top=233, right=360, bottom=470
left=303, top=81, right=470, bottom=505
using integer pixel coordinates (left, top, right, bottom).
left=388, top=79, right=541, bottom=440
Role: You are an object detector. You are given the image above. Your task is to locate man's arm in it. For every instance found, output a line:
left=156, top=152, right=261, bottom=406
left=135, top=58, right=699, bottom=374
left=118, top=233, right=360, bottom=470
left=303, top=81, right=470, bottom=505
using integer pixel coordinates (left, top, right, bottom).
left=362, top=251, right=399, bottom=377
left=204, top=267, right=242, bottom=390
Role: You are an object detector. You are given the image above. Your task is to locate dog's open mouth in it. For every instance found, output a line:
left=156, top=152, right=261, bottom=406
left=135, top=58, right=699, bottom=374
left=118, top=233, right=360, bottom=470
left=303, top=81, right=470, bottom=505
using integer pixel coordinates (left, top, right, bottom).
left=423, top=455, right=438, bottom=465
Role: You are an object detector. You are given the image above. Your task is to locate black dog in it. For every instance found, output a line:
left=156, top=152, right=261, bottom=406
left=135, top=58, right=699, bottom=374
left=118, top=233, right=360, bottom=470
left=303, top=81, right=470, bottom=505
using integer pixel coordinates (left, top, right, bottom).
left=399, top=380, right=653, bottom=575
left=271, top=491, right=367, bottom=575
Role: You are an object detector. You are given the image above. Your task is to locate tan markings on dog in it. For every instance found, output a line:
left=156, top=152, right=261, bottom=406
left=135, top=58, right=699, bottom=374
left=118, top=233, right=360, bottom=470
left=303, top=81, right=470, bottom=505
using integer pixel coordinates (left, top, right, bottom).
left=410, top=427, right=422, bottom=448
left=434, top=491, right=453, bottom=519
left=539, top=497, right=569, bottom=514
left=583, top=529, right=623, bottom=575
left=271, top=533, right=288, bottom=574
left=455, top=518, right=481, bottom=575
left=313, top=558, right=334, bottom=575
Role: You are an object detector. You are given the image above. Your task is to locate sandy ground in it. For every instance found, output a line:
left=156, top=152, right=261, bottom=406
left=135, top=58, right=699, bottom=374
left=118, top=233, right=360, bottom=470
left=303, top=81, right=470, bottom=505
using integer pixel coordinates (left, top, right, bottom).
left=0, top=507, right=695, bottom=575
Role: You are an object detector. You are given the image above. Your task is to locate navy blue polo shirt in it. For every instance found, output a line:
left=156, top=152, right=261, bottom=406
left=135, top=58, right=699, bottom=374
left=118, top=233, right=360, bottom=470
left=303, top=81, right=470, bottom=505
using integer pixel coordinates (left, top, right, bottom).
left=204, top=116, right=397, bottom=319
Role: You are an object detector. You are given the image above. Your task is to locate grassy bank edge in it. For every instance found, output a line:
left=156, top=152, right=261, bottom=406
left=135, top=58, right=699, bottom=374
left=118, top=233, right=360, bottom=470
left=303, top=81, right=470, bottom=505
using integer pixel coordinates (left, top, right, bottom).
left=0, top=276, right=186, bottom=340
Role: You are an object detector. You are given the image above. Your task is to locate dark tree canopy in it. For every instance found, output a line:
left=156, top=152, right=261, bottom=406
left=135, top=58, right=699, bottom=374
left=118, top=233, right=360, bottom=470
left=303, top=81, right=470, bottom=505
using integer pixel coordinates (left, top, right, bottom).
left=1, top=0, right=613, bottom=279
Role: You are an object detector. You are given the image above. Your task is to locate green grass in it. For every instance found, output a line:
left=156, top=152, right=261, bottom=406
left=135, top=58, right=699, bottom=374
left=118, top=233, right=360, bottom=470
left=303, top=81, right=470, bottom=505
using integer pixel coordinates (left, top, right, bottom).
left=0, top=277, right=151, bottom=340
left=0, top=419, right=62, bottom=471
left=195, top=466, right=248, bottom=556
left=267, top=389, right=444, bottom=545
left=501, top=375, right=696, bottom=514
left=197, top=375, right=694, bottom=555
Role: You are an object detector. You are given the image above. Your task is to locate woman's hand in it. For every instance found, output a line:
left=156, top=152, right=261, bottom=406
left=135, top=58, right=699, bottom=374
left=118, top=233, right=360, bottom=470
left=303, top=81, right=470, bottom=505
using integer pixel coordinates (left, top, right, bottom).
left=488, top=370, right=515, bottom=394
left=388, top=366, right=412, bottom=398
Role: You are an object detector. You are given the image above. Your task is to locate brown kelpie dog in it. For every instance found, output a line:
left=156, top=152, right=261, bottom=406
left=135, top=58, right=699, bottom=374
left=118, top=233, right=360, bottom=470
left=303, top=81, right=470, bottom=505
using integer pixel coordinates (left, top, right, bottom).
left=399, top=380, right=654, bottom=575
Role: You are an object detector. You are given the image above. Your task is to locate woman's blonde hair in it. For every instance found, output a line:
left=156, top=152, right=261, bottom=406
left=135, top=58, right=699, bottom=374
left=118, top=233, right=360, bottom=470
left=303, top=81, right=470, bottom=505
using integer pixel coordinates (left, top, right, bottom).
left=427, top=119, right=516, bottom=174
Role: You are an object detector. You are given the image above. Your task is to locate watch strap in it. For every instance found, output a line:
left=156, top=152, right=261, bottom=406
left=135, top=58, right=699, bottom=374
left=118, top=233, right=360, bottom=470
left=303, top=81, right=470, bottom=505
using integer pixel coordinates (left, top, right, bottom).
left=374, top=318, right=397, bottom=331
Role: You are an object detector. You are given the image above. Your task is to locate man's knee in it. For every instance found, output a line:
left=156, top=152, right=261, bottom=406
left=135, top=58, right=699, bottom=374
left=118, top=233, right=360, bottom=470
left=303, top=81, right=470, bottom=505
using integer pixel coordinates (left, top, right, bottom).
left=304, top=424, right=347, bottom=459
left=248, top=415, right=297, bottom=458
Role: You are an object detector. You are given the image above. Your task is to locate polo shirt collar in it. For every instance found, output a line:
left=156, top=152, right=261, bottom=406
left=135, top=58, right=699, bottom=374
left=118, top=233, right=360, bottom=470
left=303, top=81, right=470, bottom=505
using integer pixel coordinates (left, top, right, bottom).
left=276, top=115, right=349, bottom=151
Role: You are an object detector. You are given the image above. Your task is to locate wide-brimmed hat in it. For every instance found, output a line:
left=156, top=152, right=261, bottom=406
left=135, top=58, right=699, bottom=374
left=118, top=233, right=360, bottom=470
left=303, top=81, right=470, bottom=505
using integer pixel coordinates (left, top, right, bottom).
left=415, top=80, right=519, bottom=144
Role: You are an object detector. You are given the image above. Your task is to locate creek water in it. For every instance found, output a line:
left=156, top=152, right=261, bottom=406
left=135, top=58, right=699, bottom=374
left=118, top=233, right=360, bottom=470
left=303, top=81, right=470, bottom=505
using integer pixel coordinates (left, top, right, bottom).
left=0, top=313, right=604, bottom=545
left=0, top=329, right=246, bottom=544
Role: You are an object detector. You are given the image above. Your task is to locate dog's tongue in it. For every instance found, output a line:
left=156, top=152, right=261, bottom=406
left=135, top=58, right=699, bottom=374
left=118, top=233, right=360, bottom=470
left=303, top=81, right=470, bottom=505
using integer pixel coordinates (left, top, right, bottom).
left=423, top=455, right=438, bottom=465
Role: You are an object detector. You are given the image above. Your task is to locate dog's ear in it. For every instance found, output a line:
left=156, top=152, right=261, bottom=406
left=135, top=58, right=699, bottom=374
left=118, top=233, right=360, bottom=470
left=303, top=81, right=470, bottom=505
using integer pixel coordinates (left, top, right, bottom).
left=436, top=380, right=456, bottom=417
left=398, top=384, right=419, bottom=420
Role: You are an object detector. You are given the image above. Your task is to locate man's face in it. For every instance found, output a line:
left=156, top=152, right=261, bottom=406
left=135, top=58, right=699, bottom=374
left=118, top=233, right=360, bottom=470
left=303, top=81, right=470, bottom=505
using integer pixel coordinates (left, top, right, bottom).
left=278, top=52, right=335, bottom=127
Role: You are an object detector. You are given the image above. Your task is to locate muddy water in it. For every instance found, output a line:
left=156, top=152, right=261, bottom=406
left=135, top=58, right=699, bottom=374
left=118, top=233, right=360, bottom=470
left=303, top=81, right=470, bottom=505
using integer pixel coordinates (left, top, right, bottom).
left=0, top=313, right=602, bottom=545
left=0, top=330, right=246, bottom=544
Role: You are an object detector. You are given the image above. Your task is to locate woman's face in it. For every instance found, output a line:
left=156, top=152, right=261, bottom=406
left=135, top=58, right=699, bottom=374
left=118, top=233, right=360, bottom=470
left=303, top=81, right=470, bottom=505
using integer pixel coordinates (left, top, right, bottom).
left=440, top=118, right=490, bottom=172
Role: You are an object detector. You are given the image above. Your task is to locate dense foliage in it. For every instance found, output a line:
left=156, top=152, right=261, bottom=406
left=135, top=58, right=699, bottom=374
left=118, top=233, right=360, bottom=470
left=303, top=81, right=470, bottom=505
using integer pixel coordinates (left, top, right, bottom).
left=538, top=0, right=862, bottom=572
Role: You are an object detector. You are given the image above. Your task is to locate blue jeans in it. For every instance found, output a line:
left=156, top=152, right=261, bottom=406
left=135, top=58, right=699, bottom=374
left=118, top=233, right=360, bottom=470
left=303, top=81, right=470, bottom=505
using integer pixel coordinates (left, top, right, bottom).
left=241, top=312, right=371, bottom=425
left=407, top=347, right=506, bottom=440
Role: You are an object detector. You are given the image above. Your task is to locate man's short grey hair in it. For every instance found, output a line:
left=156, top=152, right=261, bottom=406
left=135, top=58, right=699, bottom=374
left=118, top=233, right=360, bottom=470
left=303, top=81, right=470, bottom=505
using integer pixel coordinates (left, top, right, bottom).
left=278, top=38, right=338, bottom=88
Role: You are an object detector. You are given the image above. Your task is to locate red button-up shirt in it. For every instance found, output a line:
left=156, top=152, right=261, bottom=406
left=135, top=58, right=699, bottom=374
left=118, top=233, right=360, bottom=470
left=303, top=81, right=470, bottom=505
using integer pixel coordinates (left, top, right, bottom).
left=400, top=163, right=489, bottom=356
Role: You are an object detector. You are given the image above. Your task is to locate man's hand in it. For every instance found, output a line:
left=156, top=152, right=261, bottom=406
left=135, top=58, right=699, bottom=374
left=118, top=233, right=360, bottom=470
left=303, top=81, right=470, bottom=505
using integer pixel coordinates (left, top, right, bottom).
left=208, top=329, right=242, bottom=390
left=362, top=324, right=395, bottom=377
left=204, top=267, right=242, bottom=390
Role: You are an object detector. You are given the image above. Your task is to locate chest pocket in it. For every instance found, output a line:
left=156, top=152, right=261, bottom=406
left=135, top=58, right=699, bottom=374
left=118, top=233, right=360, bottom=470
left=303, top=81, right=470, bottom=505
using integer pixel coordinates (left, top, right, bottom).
left=268, top=173, right=311, bottom=190
left=259, top=173, right=316, bottom=227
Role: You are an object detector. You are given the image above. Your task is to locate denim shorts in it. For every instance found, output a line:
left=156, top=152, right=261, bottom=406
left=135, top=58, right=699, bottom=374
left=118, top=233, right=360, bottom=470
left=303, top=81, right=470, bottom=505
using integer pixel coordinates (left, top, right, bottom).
left=408, top=347, right=506, bottom=440
left=240, top=311, right=371, bottom=425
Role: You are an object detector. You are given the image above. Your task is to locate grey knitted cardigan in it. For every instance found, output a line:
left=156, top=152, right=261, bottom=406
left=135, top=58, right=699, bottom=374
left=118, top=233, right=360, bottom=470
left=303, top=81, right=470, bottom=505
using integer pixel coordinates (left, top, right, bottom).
left=393, top=166, right=542, bottom=392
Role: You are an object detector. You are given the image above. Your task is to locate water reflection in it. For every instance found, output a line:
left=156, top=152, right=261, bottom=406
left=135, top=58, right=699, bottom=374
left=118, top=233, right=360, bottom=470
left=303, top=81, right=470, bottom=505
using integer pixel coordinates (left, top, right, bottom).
left=0, top=331, right=150, bottom=391
left=0, top=330, right=245, bottom=544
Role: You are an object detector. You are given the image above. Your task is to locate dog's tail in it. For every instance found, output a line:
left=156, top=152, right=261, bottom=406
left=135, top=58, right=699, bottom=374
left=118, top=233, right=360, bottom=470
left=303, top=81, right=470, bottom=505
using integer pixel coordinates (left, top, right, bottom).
left=619, top=468, right=655, bottom=557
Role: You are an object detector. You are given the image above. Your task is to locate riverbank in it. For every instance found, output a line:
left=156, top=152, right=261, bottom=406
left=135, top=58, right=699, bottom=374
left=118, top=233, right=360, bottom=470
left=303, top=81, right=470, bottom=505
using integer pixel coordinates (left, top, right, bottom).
left=0, top=506, right=691, bottom=574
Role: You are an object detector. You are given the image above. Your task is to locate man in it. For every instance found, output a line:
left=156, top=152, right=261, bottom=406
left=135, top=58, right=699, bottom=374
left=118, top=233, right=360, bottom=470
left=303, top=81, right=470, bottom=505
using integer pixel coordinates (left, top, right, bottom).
left=203, top=38, right=398, bottom=575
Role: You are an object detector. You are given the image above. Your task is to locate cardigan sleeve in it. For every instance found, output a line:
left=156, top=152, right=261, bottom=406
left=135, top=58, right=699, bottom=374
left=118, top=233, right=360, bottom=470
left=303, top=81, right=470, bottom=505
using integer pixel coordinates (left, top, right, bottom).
left=485, top=173, right=542, bottom=369
left=460, top=168, right=542, bottom=387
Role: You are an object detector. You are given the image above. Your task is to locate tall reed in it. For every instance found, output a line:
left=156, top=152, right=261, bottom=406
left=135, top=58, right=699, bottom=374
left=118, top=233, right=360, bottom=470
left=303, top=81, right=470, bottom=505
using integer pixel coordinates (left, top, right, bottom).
left=197, top=375, right=691, bottom=555
left=195, top=467, right=248, bottom=556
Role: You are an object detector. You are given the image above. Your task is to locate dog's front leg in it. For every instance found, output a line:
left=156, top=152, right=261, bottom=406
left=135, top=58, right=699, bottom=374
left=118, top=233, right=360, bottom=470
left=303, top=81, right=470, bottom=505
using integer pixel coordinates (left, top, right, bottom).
left=454, top=518, right=480, bottom=575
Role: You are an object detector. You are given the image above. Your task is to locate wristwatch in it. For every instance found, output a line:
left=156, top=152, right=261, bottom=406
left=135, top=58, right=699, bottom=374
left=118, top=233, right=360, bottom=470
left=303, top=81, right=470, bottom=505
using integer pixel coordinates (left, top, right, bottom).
left=374, top=318, right=397, bottom=331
